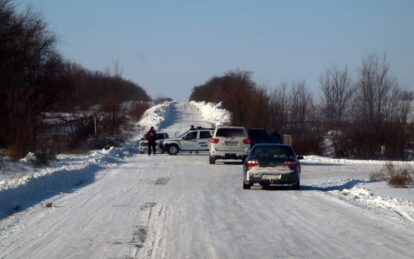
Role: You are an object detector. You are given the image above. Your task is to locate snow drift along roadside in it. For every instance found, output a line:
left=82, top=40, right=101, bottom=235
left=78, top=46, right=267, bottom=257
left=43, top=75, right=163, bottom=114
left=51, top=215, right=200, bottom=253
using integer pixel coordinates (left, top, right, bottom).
left=190, top=101, right=231, bottom=127
left=330, top=185, right=414, bottom=225
left=137, top=101, right=173, bottom=133
left=304, top=155, right=413, bottom=165
left=0, top=141, right=140, bottom=218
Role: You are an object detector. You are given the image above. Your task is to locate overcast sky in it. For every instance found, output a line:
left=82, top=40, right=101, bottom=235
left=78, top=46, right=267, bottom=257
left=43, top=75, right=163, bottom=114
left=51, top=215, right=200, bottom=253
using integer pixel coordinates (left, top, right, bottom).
left=18, top=0, right=414, bottom=101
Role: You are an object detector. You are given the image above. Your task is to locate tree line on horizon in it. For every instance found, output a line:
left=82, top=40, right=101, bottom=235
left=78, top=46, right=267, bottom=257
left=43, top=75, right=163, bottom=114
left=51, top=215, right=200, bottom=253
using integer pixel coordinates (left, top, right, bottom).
left=0, top=0, right=150, bottom=159
left=190, top=55, right=414, bottom=160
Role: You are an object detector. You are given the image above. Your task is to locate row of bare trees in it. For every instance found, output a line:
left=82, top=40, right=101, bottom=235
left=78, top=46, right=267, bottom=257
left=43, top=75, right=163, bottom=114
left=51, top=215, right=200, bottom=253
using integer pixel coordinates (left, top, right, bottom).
left=323, top=55, right=413, bottom=159
left=190, top=55, right=413, bottom=160
left=0, top=0, right=150, bottom=158
left=190, top=70, right=271, bottom=128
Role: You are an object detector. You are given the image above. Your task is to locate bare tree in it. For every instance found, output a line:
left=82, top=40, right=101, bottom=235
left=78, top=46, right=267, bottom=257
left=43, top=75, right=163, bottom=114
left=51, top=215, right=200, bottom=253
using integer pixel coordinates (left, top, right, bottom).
left=153, top=96, right=173, bottom=104
left=354, top=54, right=398, bottom=128
left=351, top=53, right=412, bottom=158
left=285, top=82, right=322, bottom=153
left=0, top=0, right=57, bottom=157
left=269, top=83, right=289, bottom=131
left=189, top=70, right=265, bottom=127
left=320, top=66, right=354, bottom=127
left=288, top=81, right=314, bottom=131
left=0, top=0, right=152, bottom=157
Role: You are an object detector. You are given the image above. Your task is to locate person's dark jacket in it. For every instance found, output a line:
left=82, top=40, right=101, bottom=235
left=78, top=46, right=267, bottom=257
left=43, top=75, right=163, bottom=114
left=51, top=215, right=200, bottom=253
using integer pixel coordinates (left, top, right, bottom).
left=270, top=130, right=282, bottom=143
left=146, top=128, right=157, bottom=143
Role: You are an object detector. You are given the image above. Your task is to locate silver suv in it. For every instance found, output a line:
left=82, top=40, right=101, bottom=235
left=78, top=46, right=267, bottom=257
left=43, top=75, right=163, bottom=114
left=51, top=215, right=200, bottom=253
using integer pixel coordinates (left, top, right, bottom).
left=209, top=126, right=250, bottom=164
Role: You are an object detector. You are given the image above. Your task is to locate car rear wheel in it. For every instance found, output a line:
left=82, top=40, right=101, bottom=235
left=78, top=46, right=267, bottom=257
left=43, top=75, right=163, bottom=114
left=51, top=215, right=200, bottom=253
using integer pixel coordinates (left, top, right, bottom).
left=209, top=156, right=215, bottom=164
left=292, top=180, right=300, bottom=190
left=243, top=182, right=251, bottom=189
left=167, top=145, right=179, bottom=155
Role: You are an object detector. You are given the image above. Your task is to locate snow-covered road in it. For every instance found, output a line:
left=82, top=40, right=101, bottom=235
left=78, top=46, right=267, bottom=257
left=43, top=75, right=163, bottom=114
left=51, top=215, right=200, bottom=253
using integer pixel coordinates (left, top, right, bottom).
left=2, top=155, right=414, bottom=259
left=159, top=102, right=214, bottom=137
left=1, top=102, right=414, bottom=258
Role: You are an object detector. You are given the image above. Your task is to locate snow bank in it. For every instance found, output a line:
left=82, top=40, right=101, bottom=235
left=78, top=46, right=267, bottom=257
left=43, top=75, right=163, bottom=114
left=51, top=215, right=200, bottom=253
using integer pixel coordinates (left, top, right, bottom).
left=330, top=185, right=414, bottom=224
left=19, top=152, right=37, bottom=163
left=138, top=101, right=173, bottom=131
left=303, top=155, right=414, bottom=166
left=0, top=140, right=140, bottom=218
left=190, top=101, right=231, bottom=127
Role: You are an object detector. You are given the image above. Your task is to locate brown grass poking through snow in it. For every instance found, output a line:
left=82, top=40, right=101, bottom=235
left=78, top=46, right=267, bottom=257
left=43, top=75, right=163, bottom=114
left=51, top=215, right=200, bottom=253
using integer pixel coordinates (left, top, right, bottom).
left=370, top=163, right=414, bottom=187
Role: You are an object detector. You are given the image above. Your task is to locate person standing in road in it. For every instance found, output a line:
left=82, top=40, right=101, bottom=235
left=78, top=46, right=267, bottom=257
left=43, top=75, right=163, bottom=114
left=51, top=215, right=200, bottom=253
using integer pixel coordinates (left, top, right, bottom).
left=146, top=126, right=157, bottom=155
left=270, top=129, right=282, bottom=144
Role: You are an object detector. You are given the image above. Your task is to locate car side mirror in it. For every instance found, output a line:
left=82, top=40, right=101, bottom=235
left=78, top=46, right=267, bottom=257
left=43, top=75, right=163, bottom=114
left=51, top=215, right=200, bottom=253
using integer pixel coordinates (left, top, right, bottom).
left=297, top=155, right=304, bottom=160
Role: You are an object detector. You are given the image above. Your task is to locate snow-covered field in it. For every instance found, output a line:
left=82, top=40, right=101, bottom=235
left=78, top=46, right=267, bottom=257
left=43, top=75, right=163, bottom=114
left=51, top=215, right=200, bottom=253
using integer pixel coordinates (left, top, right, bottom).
left=1, top=101, right=414, bottom=258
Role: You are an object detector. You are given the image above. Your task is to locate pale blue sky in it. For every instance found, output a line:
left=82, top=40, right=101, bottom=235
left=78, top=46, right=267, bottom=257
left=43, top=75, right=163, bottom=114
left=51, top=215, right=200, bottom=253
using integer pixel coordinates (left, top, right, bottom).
left=18, top=0, right=414, bottom=100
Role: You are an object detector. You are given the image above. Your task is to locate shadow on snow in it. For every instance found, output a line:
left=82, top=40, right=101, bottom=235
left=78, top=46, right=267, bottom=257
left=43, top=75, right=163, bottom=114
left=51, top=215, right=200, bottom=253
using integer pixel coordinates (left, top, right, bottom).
left=255, top=179, right=372, bottom=192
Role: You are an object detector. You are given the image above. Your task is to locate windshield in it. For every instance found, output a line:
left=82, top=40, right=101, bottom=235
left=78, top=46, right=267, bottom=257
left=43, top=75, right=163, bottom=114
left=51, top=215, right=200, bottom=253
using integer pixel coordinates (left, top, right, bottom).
left=216, top=128, right=244, bottom=138
left=177, top=130, right=191, bottom=138
left=251, top=146, right=295, bottom=160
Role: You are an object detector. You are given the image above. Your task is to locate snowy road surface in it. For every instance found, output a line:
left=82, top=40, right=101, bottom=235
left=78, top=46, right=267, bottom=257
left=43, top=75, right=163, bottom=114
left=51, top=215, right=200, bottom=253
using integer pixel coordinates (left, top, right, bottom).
left=159, top=102, right=215, bottom=137
left=2, top=156, right=414, bottom=259
left=1, top=102, right=414, bottom=258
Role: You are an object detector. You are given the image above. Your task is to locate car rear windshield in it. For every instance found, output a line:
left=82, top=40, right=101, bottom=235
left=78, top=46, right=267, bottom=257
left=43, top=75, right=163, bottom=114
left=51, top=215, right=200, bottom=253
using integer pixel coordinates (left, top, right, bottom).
left=216, top=128, right=244, bottom=138
left=251, top=146, right=295, bottom=159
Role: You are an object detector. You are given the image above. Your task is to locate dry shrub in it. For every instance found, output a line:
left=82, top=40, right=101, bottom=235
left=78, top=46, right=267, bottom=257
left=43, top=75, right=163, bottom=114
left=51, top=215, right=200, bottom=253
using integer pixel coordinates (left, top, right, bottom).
left=129, top=102, right=149, bottom=120
left=388, top=166, right=414, bottom=187
left=32, top=152, right=52, bottom=166
left=370, top=163, right=414, bottom=187
left=293, top=134, right=322, bottom=155
left=370, top=163, right=394, bottom=181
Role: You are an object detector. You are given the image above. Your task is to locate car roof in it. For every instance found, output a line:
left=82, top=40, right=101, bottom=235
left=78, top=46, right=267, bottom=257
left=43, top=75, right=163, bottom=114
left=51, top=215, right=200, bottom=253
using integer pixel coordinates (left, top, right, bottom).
left=216, top=126, right=245, bottom=129
left=248, top=128, right=266, bottom=131
left=190, top=128, right=214, bottom=130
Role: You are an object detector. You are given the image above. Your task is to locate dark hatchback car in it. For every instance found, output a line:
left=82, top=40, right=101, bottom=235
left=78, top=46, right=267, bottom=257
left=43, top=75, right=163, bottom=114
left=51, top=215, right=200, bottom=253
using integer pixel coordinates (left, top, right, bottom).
left=242, top=144, right=303, bottom=190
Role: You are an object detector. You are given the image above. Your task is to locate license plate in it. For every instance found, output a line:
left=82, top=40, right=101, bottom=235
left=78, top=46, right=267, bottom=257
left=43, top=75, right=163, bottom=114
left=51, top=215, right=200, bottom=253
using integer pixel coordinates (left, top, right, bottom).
left=225, top=141, right=238, bottom=146
left=262, top=175, right=281, bottom=181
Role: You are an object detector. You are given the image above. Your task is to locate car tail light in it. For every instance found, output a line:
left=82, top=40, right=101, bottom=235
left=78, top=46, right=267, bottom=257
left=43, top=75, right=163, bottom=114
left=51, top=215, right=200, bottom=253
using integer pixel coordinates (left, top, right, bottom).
left=246, top=160, right=259, bottom=168
left=211, top=138, right=219, bottom=144
left=243, top=138, right=251, bottom=144
left=283, top=161, right=297, bottom=170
